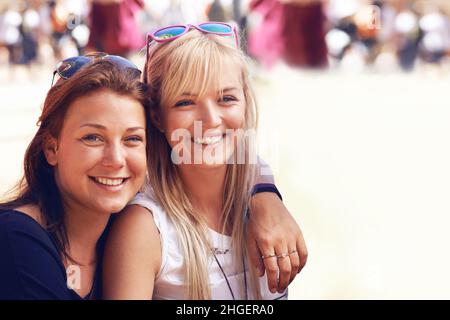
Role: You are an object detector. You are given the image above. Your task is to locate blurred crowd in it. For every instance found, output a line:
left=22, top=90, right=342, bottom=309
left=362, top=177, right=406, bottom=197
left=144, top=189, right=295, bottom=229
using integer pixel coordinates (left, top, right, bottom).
left=0, top=0, right=449, bottom=74
left=326, top=0, right=450, bottom=72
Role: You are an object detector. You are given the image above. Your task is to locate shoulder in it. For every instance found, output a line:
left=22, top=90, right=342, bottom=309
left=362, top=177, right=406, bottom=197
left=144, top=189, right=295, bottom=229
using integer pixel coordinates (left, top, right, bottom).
left=0, top=207, right=52, bottom=250
left=0, top=207, right=47, bottom=240
left=5, top=204, right=45, bottom=227
left=106, top=204, right=161, bottom=262
left=0, top=207, right=60, bottom=261
left=113, top=204, right=158, bottom=237
left=128, top=191, right=168, bottom=230
left=102, top=205, right=161, bottom=299
left=128, top=191, right=162, bottom=213
left=0, top=209, right=70, bottom=299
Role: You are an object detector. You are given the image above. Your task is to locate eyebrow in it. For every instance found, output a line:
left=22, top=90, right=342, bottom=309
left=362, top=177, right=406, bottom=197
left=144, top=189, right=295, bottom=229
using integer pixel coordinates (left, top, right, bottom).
left=221, top=87, right=239, bottom=92
left=181, top=87, right=239, bottom=96
left=79, top=123, right=145, bottom=131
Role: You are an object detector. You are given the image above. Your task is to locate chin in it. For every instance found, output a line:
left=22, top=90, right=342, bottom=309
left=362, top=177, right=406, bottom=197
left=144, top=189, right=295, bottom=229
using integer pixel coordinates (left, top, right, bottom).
left=194, top=162, right=227, bottom=169
left=97, top=200, right=130, bottom=214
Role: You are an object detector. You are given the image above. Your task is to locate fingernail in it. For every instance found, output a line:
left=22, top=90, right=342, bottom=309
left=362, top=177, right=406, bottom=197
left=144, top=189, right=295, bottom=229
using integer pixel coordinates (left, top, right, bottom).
left=271, top=287, right=277, bottom=293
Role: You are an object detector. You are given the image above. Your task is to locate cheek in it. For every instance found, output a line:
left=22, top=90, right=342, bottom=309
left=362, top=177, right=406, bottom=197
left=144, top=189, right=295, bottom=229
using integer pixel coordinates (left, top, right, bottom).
left=56, top=142, right=100, bottom=174
left=128, top=147, right=148, bottom=179
left=163, top=113, right=194, bottom=148
left=226, top=106, right=246, bottom=129
left=165, top=112, right=194, bottom=131
left=52, top=146, right=94, bottom=191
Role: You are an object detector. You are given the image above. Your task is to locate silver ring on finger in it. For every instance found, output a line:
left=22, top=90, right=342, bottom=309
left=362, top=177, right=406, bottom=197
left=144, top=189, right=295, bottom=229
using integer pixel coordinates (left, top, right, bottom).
left=261, top=253, right=277, bottom=259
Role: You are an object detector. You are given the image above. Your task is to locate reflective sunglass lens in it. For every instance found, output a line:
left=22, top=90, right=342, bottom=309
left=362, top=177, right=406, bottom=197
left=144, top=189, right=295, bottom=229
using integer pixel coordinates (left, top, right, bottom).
left=154, top=26, right=186, bottom=40
left=56, top=61, right=72, bottom=74
left=84, top=52, right=108, bottom=59
left=106, top=55, right=141, bottom=75
left=53, top=54, right=141, bottom=85
left=199, top=23, right=232, bottom=34
left=56, top=56, right=90, bottom=78
left=106, top=55, right=136, bottom=68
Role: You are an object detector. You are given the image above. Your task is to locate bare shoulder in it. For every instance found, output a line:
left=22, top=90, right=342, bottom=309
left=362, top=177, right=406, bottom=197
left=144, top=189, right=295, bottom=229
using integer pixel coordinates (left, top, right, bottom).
left=103, top=204, right=161, bottom=298
left=106, top=204, right=161, bottom=265
left=111, top=204, right=160, bottom=239
left=14, top=204, right=45, bottom=227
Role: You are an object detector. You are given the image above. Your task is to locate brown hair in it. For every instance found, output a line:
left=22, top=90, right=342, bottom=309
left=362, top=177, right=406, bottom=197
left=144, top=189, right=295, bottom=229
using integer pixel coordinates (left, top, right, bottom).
left=0, top=60, right=150, bottom=262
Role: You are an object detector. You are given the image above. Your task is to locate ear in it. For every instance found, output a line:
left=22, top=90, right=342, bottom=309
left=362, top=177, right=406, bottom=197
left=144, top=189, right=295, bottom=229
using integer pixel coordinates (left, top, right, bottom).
left=43, top=136, right=59, bottom=166
left=150, top=109, right=165, bottom=133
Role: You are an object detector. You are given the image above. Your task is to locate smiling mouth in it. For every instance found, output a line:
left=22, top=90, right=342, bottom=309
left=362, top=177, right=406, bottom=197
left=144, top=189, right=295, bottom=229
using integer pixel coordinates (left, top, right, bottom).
left=193, top=134, right=226, bottom=145
left=89, top=176, right=129, bottom=187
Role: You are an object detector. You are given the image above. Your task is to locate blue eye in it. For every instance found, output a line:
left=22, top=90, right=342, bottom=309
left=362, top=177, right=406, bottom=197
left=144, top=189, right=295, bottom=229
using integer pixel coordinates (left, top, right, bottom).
left=125, top=136, right=144, bottom=144
left=82, top=134, right=103, bottom=144
left=175, top=100, right=194, bottom=107
left=220, top=95, right=237, bottom=103
left=127, top=136, right=142, bottom=142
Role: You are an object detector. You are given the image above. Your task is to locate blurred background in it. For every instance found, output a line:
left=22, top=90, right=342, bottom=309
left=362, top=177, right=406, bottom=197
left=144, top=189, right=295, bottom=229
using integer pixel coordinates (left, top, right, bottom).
left=1, top=0, right=450, bottom=299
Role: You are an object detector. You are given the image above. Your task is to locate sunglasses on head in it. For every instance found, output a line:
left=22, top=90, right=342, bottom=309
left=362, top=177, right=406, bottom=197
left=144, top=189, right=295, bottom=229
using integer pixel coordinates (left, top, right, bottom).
left=143, top=22, right=239, bottom=84
left=146, top=22, right=239, bottom=48
left=51, top=52, right=141, bottom=86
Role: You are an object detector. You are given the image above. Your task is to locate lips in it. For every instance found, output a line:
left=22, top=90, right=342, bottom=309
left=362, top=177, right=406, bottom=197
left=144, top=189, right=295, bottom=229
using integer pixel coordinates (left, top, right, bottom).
left=90, top=176, right=129, bottom=187
left=193, top=133, right=228, bottom=145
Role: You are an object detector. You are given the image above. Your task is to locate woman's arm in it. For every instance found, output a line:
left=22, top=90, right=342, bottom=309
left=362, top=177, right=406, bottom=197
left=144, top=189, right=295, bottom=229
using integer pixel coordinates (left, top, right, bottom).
left=248, top=158, right=308, bottom=294
left=248, top=193, right=307, bottom=293
left=102, top=205, right=161, bottom=300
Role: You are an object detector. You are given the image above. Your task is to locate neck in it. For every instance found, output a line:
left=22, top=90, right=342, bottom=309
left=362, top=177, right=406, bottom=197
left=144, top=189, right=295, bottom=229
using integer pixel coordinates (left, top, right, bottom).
left=178, top=164, right=227, bottom=229
left=63, top=206, right=110, bottom=265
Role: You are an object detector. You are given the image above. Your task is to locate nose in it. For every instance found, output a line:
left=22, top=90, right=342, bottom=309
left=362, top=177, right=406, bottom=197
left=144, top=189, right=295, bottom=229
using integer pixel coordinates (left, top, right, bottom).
left=199, top=99, right=222, bottom=128
left=102, top=141, right=125, bottom=169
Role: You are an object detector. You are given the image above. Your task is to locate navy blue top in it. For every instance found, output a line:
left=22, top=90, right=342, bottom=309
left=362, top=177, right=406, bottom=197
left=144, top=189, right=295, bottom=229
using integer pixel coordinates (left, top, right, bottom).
left=0, top=210, right=108, bottom=300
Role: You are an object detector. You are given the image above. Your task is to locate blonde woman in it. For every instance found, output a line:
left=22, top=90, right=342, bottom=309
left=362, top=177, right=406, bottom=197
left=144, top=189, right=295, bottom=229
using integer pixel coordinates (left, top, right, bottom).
left=103, top=22, right=306, bottom=299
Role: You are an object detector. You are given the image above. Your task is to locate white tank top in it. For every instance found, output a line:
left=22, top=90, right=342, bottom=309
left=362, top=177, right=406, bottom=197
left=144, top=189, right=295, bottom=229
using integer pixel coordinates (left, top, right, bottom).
left=129, top=191, right=287, bottom=300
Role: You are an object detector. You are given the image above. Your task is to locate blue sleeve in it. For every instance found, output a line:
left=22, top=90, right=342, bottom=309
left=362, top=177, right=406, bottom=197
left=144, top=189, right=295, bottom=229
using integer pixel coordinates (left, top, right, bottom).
left=0, top=211, right=76, bottom=300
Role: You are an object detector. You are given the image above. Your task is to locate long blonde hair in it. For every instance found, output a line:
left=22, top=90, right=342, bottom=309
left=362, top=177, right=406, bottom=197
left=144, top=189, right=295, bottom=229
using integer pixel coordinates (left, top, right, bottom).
left=144, top=29, right=261, bottom=299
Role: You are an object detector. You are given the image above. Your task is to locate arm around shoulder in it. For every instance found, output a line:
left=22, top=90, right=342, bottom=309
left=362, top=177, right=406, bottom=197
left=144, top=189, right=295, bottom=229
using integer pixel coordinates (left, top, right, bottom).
left=102, top=204, right=161, bottom=300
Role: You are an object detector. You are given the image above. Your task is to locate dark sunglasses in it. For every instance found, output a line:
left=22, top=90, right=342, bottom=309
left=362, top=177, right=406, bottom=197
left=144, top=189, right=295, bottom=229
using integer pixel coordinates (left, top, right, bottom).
left=51, top=52, right=141, bottom=86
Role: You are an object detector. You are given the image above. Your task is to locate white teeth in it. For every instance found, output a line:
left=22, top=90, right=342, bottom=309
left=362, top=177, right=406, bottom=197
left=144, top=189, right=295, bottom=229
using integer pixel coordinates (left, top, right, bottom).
left=94, top=177, right=125, bottom=186
left=194, top=135, right=223, bottom=145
